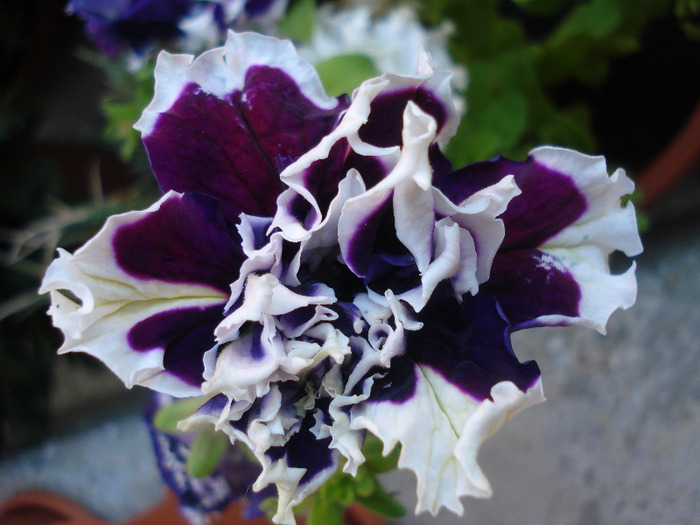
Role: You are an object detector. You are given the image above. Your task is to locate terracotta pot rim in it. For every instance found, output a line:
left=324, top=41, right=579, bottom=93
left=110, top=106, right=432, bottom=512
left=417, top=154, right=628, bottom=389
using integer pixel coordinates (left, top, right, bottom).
left=0, top=490, right=386, bottom=525
left=636, top=99, right=700, bottom=209
left=0, top=489, right=107, bottom=524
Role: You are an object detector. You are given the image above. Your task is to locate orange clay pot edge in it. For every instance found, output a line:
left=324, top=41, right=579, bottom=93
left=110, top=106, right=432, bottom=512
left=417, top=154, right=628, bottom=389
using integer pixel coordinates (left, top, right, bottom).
left=636, top=99, right=700, bottom=208
left=0, top=490, right=385, bottom=525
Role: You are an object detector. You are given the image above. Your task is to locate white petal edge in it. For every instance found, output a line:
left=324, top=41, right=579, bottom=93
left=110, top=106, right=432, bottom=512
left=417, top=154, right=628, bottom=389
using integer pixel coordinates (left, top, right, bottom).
left=135, top=30, right=339, bottom=137
left=39, top=191, right=227, bottom=397
left=350, top=371, right=545, bottom=516
left=528, top=146, right=643, bottom=333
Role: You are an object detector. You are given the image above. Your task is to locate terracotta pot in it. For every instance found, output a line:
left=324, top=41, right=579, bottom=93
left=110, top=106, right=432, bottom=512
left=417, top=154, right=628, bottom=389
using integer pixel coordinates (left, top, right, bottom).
left=0, top=490, right=385, bottom=525
left=635, top=99, right=700, bottom=209
left=0, top=490, right=109, bottom=525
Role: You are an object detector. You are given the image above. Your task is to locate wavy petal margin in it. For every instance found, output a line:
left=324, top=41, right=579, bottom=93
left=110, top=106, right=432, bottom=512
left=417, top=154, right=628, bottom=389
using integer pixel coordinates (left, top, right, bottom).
left=135, top=31, right=347, bottom=219
left=350, top=291, right=543, bottom=515
left=273, top=51, right=460, bottom=243
left=440, top=146, right=642, bottom=332
left=39, top=192, right=238, bottom=396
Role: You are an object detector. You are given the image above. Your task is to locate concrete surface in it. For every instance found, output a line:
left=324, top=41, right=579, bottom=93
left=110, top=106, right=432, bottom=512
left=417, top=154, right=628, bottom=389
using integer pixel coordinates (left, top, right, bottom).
left=1, top=183, right=699, bottom=524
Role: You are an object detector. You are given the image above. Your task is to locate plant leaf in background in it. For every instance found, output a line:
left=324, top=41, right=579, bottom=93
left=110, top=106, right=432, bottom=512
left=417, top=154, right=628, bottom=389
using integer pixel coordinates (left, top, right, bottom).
left=314, top=54, right=379, bottom=97
left=187, top=428, right=230, bottom=478
left=278, top=0, right=317, bottom=42
left=419, top=0, right=673, bottom=167
left=675, top=0, right=700, bottom=38
left=304, top=436, right=404, bottom=525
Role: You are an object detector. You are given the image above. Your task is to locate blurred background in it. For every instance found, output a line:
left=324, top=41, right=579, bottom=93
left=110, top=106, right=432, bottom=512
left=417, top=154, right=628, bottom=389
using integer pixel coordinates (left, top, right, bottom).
left=1, top=0, right=700, bottom=523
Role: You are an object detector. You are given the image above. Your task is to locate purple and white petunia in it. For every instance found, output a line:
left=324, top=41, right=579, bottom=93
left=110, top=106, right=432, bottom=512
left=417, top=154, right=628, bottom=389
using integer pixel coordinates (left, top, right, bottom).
left=299, top=4, right=467, bottom=112
left=67, top=0, right=287, bottom=62
left=40, top=30, right=642, bottom=525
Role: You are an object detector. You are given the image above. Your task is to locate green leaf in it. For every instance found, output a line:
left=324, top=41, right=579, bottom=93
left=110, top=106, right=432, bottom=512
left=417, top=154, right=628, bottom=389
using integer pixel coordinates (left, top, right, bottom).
left=308, top=497, right=344, bottom=525
left=258, top=496, right=279, bottom=520
left=321, top=472, right=356, bottom=507
left=676, top=0, right=700, bottom=39
left=552, top=1, right=620, bottom=42
left=186, top=428, right=230, bottom=478
left=315, top=54, right=380, bottom=97
left=353, top=469, right=376, bottom=497
left=278, top=0, right=317, bottom=43
left=362, top=435, right=400, bottom=474
left=356, top=483, right=406, bottom=519
left=152, top=396, right=208, bottom=433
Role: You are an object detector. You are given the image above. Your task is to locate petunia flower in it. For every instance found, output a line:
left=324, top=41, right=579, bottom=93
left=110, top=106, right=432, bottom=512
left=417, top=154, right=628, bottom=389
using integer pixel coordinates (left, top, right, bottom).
left=40, top=30, right=641, bottom=525
left=299, top=3, right=467, bottom=109
left=67, top=0, right=288, bottom=63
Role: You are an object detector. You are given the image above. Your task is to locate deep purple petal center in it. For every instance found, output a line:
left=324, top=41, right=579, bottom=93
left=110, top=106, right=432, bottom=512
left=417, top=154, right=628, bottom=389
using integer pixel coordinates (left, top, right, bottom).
left=128, top=305, right=223, bottom=386
left=369, top=285, right=540, bottom=404
left=113, top=192, right=244, bottom=292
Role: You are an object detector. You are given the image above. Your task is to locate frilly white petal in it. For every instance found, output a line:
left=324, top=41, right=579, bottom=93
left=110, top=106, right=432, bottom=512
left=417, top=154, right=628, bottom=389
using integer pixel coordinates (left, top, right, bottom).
left=272, top=76, right=397, bottom=242
left=543, top=248, right=638, bottom=334
left=203, top=324, right=292, bottom=403
left=136, top=30, right=338, bottom=136
left=531, top=146, right=643, bottom=257
left=335, top=103, right=442, bottom=310
left=530, top=146, right=642, bottom=332
left=351, top=373, right=545, bottom=515
left=39, top=192, right=226, bottom=397
left=434, top=174, right=521, bottom=287
left=346, top=290, right=421, bottom=393
left=215, top=273, right=334, bottom=342
left=274, top=53, right=460, bottom=242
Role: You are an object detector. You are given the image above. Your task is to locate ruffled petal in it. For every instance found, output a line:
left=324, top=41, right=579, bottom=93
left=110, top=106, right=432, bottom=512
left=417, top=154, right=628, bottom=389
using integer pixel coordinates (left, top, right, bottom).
left=531, top=147, right=642, bottom=258
left=337, top=104, right=520, bottom=311
left=432, top=175, right=520, bottom=289
left=136, top=31, right=347, bottom=219
left=272, top=76, right=397, bottom=242
left=185, top=384, right=341, bottom=525
left=337, top=102, right=435, bottom=279
left=467, top=147, right=643, bottom=332
left=215, top=273, right=335, bottom=342
left=261, top=410, right=340, bottom=525
left=437, top=150, right=587, bottom=250
left=273, top=53, right=459, bottom=242
left=39, top=192, right=238, bottom=396
left=357, top=51, right=459, bottom=148
left=113, top=191, right=244, bottom=292
left=349, top=289, right=543, bottom=515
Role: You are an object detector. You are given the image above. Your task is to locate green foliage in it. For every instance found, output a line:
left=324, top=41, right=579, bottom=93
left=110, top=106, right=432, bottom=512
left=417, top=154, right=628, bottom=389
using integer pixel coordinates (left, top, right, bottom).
left=278, top=0, right=318, bottom=43
left=510, top=0, right=572, bottom=15
left=355, top=481, right=406, bottom=518
left=153, top=396, right=210, bottom=433
left=675, top=0, right=700, bottom=38
left=187, top=428, right=230, bottom=478
left=360, top=433, right=400, bottom=474
left=304, top=436, right=405, bottom=525
left=77, top=49, right=154, bottom=162
left=315, top=54, right=380, bottom=97
left=418, top=0, right=672, bottom=165
left=308, top=497, right=345, bottom=525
